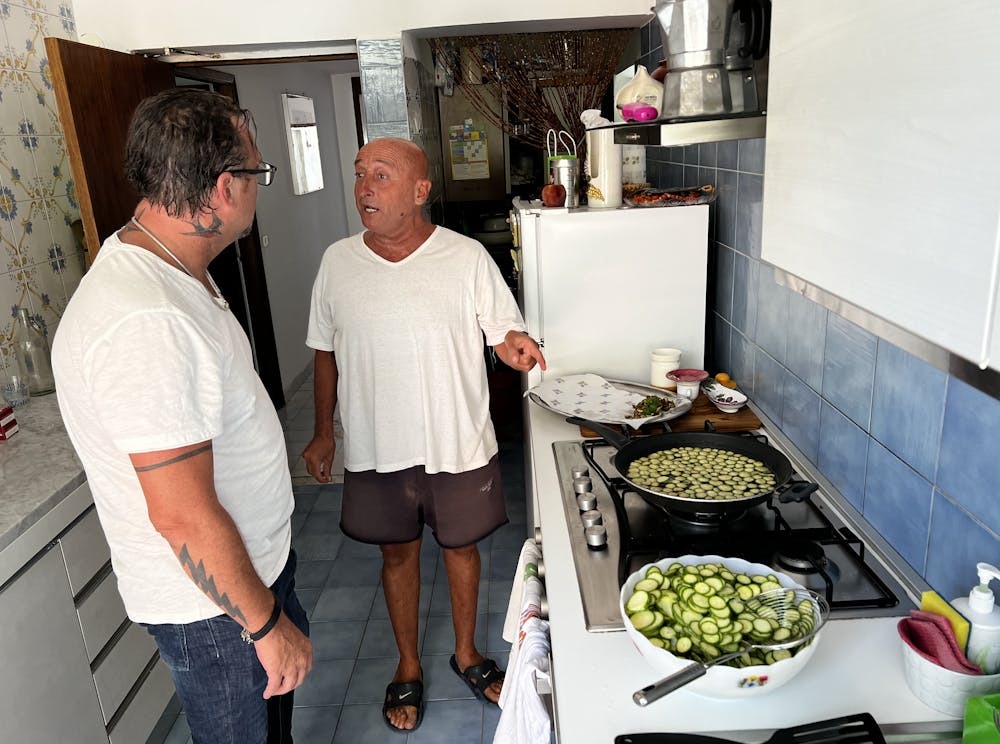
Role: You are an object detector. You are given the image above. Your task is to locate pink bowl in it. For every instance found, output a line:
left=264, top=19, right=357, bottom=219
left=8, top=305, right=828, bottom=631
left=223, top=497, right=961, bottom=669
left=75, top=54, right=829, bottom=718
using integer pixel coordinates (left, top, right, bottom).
left=666, top=368, right=709, bottom=383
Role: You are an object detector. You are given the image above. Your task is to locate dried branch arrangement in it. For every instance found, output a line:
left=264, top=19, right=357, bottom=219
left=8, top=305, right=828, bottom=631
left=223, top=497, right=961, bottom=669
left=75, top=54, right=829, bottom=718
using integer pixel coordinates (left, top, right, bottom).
left=430, top=29, right=632, bottom=155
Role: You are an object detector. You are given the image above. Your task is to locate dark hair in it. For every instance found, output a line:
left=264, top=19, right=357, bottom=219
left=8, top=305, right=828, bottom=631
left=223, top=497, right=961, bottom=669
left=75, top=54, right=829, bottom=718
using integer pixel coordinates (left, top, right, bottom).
left=125, top=88, right=253, bottom=217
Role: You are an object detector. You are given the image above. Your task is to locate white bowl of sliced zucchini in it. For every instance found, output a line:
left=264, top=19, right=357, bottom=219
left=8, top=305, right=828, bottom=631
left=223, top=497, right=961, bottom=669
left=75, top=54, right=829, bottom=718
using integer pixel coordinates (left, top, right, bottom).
left=620, top=555, right=825, bottom=698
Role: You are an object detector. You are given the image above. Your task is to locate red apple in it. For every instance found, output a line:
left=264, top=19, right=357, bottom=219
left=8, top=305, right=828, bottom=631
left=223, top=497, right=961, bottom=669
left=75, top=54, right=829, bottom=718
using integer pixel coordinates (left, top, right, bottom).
left=541, top=182, right=566, bottom=207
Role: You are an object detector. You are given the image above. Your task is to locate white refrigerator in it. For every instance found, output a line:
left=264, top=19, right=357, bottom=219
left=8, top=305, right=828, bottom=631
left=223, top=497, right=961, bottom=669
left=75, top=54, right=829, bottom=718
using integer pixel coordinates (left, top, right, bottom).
left=510, top=198, right=710, bottom=532
left=511, top=197, right=710, bottom=389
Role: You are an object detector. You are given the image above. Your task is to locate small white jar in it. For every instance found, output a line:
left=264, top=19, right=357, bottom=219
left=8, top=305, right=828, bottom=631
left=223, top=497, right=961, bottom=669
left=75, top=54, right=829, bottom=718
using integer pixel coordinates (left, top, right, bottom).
left=667, top=368, right=709, bottom=401
left=649, top=348, right=682, bottom=389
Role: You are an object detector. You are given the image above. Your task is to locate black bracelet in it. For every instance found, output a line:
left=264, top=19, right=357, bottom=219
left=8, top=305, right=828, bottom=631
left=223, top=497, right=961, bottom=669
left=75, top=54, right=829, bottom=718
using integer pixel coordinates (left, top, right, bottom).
left=241, top=595, right=281, bottom=644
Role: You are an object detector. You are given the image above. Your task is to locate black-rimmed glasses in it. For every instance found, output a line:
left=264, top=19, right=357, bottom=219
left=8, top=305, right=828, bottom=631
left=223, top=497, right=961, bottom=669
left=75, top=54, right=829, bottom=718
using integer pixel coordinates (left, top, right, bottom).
left=225, top=161, right=277, bottom=186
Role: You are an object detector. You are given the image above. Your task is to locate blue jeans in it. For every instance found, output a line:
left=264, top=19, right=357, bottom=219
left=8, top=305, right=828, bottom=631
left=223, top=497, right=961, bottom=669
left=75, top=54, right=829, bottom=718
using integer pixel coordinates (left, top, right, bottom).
left=143, top=550, right=309, bottom=744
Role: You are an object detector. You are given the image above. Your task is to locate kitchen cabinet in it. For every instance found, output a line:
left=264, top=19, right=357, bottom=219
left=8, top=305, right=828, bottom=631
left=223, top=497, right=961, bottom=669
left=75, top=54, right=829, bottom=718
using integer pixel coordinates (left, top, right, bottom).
left=0, top=482, right=173, bottom=743
left=0, top=541, right=109, bottom=743
left=760, top=0, right=1000, bottom=370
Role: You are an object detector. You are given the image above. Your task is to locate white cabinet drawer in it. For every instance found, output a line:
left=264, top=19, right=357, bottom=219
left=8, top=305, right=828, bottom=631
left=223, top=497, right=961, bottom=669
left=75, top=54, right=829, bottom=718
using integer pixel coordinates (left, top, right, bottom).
left=59, top=507, right=110, bottom=596
left=108, top=658, right=173, bottom=744
left=94, top=621, right=156, bottom=723
left=77, top=567, right=128, bottom=663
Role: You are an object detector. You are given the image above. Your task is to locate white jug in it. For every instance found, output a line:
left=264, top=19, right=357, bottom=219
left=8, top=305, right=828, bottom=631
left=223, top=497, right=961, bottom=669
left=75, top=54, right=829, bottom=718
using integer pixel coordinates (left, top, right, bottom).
left=584, top=128, right=622, bottom=209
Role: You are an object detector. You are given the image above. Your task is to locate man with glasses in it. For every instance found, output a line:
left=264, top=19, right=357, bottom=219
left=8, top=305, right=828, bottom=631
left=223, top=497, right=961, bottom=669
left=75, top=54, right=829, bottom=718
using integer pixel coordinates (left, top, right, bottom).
left=52, top=88, right=312, bottom=744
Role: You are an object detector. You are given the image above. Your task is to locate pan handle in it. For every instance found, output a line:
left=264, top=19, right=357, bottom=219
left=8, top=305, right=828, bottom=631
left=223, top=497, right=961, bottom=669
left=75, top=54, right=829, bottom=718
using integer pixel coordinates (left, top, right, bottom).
left=776, top=481, right=819, bottom=503
left=565, top=417, right=632, bottom=448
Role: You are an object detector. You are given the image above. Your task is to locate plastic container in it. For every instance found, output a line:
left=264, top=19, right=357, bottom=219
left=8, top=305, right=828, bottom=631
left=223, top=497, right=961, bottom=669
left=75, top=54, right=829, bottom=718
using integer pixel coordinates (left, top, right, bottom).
left=953, top=562, right=1000, bottom=674
left=667, top=368, right=709, bottom=400
left=584, top=127, right=622, bottom=209
left=615, top=64, right=663, bottom=118
left=649, top=348, right=682, bottom=390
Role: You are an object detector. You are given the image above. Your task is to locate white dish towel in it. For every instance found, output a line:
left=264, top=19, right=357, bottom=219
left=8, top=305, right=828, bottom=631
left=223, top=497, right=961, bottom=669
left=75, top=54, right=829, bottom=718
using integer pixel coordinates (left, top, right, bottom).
left=494, top=615, right=551, bottom=744
left=495, top=539, right=551, bottom=744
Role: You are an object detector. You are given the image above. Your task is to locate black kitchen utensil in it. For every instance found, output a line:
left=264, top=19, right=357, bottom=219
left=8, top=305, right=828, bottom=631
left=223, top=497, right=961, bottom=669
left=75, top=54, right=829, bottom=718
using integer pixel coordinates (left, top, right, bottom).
left=568, top=417, right=818, bottom=518
left=615, top=712, right=886, bottom=744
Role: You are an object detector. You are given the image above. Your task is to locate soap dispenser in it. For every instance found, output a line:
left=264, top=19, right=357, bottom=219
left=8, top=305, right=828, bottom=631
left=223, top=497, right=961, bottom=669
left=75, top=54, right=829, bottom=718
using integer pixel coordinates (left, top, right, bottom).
left=952, top=562, right=1000, bottom=674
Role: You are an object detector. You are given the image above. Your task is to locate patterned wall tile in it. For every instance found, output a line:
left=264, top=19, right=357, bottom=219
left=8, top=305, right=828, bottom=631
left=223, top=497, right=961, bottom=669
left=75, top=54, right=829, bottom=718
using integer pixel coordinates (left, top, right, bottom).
left=0, top=133, right=37, bottom=198
left=2, top=3, right=56, bottom=73
left=11, top=70, right=61, bottom=136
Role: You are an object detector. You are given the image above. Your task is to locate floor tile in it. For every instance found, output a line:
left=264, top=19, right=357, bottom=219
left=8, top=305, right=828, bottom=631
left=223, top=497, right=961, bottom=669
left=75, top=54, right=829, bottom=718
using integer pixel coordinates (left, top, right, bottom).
left=423, top=653, right=476, bottom=702
left=290, top=704, right=340, bottom=744
left=294, top=658, right=355, bottom=707
left=359, top=617, right=414, bottom=658
left=292, top=532, right=345, bottom=561
left=422, top=612, right=487, bottom=655
left=332, top=702, right=412, bottom=743
left=310, top=619, right=366, bottom=661
left=408, top=699, right=487, bottom=743
left=312, top=585, right=377, bottom=621
left=296, top=559, right=335, bottom=590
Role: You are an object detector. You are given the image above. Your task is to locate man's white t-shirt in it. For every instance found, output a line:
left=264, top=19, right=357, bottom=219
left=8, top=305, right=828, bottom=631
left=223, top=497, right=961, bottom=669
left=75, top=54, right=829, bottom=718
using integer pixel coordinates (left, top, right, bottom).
left=306, top=226, right=526, bottom=474
left=52, top=233, right=293, bottom=625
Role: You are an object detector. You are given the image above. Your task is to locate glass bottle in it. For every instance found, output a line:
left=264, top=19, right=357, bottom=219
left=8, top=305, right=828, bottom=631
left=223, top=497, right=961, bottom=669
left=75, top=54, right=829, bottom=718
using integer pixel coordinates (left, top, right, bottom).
left=13, top=307, right=55, bottom=395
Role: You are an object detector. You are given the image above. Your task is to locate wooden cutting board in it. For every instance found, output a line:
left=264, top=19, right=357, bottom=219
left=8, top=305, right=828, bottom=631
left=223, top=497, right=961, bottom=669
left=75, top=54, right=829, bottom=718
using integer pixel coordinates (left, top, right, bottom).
left=577, top=392, right=761, bottom=437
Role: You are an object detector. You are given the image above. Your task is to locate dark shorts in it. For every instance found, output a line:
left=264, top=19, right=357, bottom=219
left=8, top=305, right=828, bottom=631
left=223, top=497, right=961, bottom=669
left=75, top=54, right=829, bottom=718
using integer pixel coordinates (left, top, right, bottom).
left=341, top=454, right=508, bottom=548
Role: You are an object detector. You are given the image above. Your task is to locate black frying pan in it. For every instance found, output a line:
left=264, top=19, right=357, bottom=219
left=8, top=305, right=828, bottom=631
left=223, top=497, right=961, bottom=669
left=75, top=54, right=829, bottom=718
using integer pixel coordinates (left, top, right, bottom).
left=569, top=417, right=817, bottom=517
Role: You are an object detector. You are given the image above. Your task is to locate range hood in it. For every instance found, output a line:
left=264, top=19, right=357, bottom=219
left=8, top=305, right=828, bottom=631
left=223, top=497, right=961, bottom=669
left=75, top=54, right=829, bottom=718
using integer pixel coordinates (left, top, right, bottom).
left=598, top=110, right=766, bottom=147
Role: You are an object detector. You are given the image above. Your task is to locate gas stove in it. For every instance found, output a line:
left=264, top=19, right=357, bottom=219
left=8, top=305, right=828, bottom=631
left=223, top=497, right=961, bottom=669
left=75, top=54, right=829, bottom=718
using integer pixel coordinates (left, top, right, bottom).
left=553, top=431, right=920, bottom=632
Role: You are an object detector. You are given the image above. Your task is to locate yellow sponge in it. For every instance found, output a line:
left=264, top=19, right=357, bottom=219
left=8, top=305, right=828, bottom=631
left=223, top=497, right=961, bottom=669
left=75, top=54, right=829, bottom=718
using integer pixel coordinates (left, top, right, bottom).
left=921, top=590, right=971, bottom=652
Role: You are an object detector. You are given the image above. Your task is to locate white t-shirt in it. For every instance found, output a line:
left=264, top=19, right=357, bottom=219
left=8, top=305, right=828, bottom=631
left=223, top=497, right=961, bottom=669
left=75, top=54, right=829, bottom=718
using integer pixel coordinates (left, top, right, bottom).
left=52, top=233, right=293, bottom=625
left=306, top=226, right=526, bottom=474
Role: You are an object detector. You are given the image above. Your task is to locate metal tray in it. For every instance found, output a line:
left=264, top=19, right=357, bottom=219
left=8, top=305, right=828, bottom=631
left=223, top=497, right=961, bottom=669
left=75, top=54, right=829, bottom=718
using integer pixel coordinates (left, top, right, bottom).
left=527, top=378, right=692, bottom=426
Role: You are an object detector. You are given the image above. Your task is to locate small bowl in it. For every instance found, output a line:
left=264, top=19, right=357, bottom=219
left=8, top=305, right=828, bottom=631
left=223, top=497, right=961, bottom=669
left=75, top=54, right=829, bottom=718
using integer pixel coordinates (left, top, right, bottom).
left=900, top=639, right=1000, bottom=716
left=701, top=380, right=748, bottom=414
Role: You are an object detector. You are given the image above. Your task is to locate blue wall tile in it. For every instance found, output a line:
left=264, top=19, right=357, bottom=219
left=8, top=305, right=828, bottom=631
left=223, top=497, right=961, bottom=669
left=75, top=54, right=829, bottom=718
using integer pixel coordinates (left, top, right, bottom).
left=782, top=374, right=821, bottom=463
left=752, top=349, right=785, bottom=424
left=755, top=264, right=788, bottom=362
left=739, top=138, right=766, bottom=174
left=818, top=402, right=868, bottom=510
left=714, top=314, right=732, bottom=374
left=822, top=313, right=876, bottom=428
left=731, top=329, right=755, bottom=396
left=926, top=490, right=1000, bottom=601
left=864, top=440, right=933, bottom=575
left=700, top=141, right=718, bottom=168
left=715, top=168, right=737, bottom=248
left=870, top=341, right=946, bottom=481
left=716, top=243, right=734, bottom=322
left=785, top=290, right=827, bottom=391
left=732, top=251, right=758, bottom=338
left=735, top=172, right=763, bottom=258
left=718, top=140, right=738, bottom=170
left=937, top=377, right=1000, bottom=536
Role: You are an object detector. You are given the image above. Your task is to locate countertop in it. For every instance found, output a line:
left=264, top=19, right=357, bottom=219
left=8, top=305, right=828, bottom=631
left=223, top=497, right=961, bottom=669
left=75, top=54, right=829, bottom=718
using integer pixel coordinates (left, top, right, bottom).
left=0, top=395, right=86, bottom=559
left=524, top=402, right=962, bottom=743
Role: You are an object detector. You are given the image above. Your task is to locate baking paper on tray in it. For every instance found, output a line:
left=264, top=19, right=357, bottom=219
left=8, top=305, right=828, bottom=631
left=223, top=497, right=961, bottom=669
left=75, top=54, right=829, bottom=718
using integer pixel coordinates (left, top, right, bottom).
left=526, top=373, right=666, bottom=429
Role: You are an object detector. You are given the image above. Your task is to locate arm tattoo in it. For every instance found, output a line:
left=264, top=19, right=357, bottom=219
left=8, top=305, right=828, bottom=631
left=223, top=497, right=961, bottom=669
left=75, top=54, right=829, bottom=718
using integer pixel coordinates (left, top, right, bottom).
left=178, top=544, right=248, bottom=625
left=181, top=212, right=224, bottom=238
left=133, top=443, right=212, bottom=472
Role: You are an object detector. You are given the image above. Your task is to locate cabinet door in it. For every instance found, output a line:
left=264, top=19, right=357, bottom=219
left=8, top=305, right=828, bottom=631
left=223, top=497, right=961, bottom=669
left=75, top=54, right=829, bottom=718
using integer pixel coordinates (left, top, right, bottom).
left=760, top=0, right=1000, bottom=369
left=0, top=545, right=108, bottom=743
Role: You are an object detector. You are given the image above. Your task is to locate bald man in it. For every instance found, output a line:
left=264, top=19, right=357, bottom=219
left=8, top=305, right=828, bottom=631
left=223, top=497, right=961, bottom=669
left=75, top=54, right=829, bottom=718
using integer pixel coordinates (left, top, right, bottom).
left=303, top=138, right=545, bottom=732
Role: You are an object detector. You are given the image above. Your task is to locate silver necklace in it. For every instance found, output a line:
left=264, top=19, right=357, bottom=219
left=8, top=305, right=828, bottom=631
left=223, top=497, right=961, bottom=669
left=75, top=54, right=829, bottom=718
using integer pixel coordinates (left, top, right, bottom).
left=130, top=217, right=229, bottom=311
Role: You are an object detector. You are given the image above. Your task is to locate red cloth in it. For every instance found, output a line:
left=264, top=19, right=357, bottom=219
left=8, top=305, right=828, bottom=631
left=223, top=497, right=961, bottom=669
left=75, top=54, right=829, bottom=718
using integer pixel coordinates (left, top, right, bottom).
left=897, top=609, right=982, bottom=674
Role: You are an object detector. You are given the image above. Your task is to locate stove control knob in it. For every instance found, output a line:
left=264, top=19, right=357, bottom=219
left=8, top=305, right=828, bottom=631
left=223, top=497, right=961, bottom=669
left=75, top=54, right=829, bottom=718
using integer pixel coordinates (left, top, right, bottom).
left=585, top=524, right=608, bottom=550
left=577, top=492, right=597, bottom=512
left=571, top=466, right=590, bottom=479
left=581, top=509, right=603, bottom=528
left=572, top=476, right=593, bottom=494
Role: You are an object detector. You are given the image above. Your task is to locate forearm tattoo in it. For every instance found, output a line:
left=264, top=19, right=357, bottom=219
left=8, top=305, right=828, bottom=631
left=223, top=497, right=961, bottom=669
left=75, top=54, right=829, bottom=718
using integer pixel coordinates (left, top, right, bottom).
left=178, top=544, right=248, bottom=625
left=133, top=443, right=212, bottom=472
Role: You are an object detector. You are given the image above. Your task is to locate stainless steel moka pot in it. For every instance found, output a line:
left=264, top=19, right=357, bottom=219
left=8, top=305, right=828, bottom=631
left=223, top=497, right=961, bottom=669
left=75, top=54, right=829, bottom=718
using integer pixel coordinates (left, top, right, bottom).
left=654, top=0, right=770, bottom=118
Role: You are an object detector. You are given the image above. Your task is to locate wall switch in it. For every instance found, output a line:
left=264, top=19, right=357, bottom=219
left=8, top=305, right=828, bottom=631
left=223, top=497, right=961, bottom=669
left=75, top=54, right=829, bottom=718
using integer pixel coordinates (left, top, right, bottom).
left=261, top=234, right=269, bottom=247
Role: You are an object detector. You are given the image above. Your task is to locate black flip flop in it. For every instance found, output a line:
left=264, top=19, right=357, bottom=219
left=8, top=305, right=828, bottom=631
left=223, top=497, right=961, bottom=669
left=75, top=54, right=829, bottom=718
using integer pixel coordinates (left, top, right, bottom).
left=382, top=675, right=424, bottom=734
left=449, top=654, right=505, bottom=706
